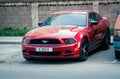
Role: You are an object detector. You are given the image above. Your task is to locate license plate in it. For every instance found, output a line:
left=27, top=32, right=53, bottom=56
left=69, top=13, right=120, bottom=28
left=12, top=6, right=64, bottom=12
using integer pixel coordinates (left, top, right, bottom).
left=35, top=48, right=53, bottom=52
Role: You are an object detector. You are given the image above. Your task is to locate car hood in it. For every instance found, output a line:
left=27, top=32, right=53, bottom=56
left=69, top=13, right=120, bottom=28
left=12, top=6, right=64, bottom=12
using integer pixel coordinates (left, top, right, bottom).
left=25, top=25, right=85, bottom=38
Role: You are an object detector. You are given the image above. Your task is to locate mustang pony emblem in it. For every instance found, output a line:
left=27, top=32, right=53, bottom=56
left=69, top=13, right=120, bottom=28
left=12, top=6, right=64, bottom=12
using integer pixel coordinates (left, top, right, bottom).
left=42, top=40, right=49, bottom=44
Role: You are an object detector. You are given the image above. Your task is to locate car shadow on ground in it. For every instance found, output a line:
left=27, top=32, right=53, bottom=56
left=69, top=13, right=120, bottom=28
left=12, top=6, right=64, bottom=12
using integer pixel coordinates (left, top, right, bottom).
left=21, top=58, right=85, bottom=65
left=20, top=46, right=120, bottom=65
left=88, top=46, right=104, bottom=57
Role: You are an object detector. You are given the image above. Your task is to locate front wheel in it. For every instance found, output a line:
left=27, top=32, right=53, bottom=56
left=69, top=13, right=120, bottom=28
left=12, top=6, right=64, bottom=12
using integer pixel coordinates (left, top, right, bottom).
left=24, top=57, right=34, bottom=61
left=78, top=38, right=88, bottom=61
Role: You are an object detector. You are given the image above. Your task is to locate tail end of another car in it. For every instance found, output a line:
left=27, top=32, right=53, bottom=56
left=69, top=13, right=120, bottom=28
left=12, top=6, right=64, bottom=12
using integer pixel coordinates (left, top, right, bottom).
left=113, top=10, right=120, bottom=59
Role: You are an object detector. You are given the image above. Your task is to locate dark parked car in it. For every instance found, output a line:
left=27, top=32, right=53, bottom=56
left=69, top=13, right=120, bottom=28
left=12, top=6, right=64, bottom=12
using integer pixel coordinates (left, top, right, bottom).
left=113, top=10, right=120, bottom=59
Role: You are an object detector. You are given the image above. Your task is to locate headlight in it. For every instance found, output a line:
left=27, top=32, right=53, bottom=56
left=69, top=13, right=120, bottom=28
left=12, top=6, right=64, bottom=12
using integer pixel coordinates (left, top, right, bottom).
left=63, top=38, right=76, bottom=44
left=22, top=38, right=30, bottom=44
left=115, top=30, right=120, bottom=37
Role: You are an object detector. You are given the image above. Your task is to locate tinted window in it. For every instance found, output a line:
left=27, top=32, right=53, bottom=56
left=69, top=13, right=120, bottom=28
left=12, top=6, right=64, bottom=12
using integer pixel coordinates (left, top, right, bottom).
left=117, top=11, right=120, bottom=15
left=42, top=13, right=87, bottom=27
left=89, top=13, right=98, bottom=22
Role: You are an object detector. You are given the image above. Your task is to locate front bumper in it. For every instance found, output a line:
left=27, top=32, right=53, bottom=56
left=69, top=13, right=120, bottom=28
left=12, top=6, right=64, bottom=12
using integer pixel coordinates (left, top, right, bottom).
left=22, top=43, right=80, bottom=59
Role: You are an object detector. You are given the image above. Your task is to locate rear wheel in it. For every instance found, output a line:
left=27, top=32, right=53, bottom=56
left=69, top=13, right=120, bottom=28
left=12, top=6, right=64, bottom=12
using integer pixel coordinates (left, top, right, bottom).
left=78, top=38, right=88, bottom=61
left=115, top=50, right=120, bottom=59
left=102, top=29, right=110, bottom=50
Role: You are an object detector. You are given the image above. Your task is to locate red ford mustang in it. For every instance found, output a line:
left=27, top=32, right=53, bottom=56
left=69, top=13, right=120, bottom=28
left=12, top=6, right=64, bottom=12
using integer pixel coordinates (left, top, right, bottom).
left=22, top=10, right=110, bottom=61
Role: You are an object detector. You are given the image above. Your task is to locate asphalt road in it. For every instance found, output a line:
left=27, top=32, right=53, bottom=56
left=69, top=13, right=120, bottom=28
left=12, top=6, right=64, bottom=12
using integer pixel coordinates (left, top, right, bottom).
left=0, top=44, right=120, bottom=79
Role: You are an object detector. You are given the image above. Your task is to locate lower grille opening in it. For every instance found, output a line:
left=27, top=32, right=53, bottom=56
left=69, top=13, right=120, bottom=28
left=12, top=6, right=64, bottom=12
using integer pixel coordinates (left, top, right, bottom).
left=29, top=51, right=60, bottom=56
left=64, top=50, right=73, bottom=56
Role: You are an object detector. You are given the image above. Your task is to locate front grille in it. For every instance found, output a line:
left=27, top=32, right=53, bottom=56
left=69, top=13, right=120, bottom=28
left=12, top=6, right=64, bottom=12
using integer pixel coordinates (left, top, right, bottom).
left=29, top=51, right=60, bottom=56
left=30, top=39, right=61, bottom=46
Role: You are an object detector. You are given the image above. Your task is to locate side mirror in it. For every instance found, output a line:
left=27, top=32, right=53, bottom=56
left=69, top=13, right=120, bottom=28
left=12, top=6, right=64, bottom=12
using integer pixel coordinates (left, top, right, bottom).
left=38, top=22, right=42, bottom=27
left=89, top=20, right=98, bottom=26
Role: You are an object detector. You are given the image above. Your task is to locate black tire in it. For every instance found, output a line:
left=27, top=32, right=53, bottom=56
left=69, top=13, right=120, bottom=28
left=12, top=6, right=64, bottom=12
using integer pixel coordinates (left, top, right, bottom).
left=115, top=50, right=120, bottom=59
left=102, top=29, right=110, bottom=50
left=78, top=38, right=89, bottom=61
left=24, top=57, right=34, bottom=61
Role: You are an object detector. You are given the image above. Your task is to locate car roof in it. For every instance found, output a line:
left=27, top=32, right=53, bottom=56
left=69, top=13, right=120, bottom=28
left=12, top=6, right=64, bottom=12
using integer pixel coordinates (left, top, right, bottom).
left=52, top=10, right=93, bottom=15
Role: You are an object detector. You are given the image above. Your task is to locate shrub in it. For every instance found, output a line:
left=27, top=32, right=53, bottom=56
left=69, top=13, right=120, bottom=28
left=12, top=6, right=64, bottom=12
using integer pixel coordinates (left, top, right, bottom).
left=110, top=27, right=114, bottom=36
left=0, top=27, right=114, bottom=36
left=0, top=27, right=30, bottom=36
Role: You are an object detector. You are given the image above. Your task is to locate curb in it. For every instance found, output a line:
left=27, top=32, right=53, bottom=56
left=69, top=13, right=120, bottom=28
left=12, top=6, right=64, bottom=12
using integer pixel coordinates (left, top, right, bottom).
left=0, top=41, right=21, bottom=44
left=0, top=36, right=22, bottom=44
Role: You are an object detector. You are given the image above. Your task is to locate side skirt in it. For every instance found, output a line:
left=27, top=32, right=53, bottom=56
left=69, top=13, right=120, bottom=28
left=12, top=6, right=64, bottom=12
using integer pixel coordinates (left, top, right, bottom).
left=88, top=40, right=102, bottom=52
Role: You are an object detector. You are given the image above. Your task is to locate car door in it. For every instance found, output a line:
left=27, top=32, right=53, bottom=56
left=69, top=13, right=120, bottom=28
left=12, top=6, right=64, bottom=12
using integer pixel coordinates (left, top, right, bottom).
left=87, top=13, right=101, bottom=48
left=96, top=13, right=104, bottom=40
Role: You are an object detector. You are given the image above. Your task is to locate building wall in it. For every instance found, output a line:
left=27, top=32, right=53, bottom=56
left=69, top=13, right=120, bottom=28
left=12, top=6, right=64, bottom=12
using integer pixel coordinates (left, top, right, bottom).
left=0, top=1, right=120, bottom=29
left=0, top=4, right=32, bottom=29
left=99, top=2, right=120, bottom=27
left=38, top=2, right=92, bottom=22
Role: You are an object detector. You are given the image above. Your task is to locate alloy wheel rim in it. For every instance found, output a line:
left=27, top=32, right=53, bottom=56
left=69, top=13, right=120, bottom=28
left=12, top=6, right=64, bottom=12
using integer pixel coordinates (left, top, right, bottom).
left=81, top=40, right=88, bottom=59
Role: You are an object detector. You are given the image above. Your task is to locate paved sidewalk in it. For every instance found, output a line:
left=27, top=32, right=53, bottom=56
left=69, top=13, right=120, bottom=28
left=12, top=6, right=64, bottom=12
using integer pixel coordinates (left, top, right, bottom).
left=0, top=36, right=23, bottom=44
left=0, top=36, right=113, bottom=44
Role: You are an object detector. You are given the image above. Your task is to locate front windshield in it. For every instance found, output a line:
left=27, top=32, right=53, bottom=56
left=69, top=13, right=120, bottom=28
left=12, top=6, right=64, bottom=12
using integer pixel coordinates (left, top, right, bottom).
left=42, top=13, right=87, bottom=27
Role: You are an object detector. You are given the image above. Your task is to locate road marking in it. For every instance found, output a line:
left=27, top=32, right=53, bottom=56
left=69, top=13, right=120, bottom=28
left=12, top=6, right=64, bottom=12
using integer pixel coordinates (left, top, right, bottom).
left=112, top=59, right=117, bottom=63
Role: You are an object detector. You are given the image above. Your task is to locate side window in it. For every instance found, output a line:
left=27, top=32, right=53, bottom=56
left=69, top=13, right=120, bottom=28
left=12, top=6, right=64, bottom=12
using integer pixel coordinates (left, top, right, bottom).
left=89, top=13, right=99, bottom=25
